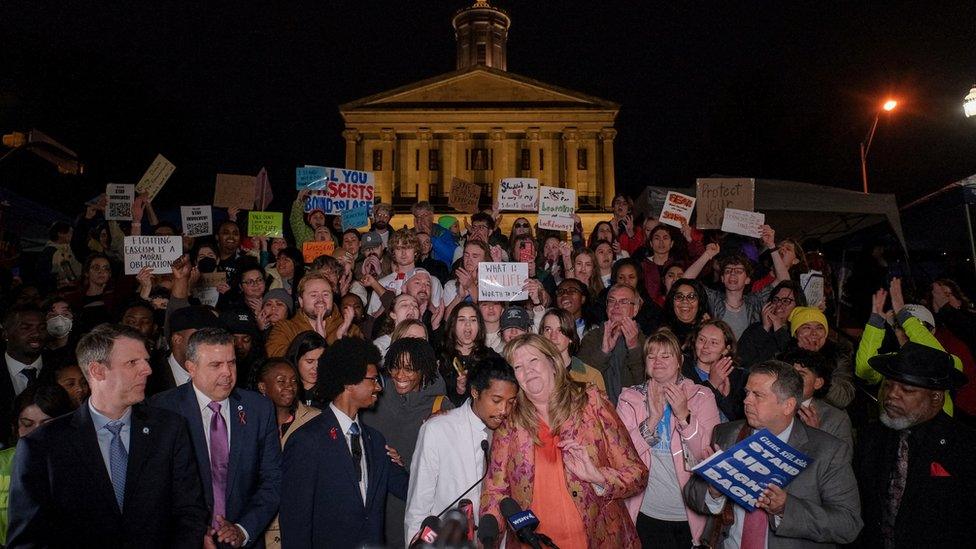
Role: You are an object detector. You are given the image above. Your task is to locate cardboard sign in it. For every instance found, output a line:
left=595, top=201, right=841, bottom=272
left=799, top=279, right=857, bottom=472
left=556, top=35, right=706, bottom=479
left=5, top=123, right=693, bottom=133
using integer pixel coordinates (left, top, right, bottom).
left=298, top=166, right=376, bottom=215
left=449, top=177, right=482, bottom=214
left=478, top=262, right=529, bottom=302
left=659, top=192, right=696, bottom=228
left=537, top=186, right=576, bottom=231
left=105, top=184, right=135, bottom=221
left=800, top=270, right=825, bottom=307
left=693, top=429, right=812, bottom=511
left=192, top=287, right=220, bottom=308
left=199, top=272, right=227, bottom=288
left=123, top=236, right=183, bottom=275
left=214, top=174, right=257, bottom=210
left=254, top=167, right=273, bottom=210
left=341, top=206, right=369, bottom=231
left=180, top=205, right=213, bottom=237
left=497, top=178, right=539, bottom=211
left=135, top=154, right=176, bottom=201
left=696, top=178, right=756, bottom=229
left=247, top=211, right=284, bottom=238
left=720, top=208, right=765, bottom=238
left=302, top=241, right=335, bottom=263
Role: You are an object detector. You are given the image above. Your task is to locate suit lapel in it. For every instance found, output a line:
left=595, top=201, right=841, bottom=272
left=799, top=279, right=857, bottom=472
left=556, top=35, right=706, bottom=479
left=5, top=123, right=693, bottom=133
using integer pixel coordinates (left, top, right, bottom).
left=226, top=391, right=245, bottom=505
left=362, top=425, right=380, bottom=510
left=324, top=408, right=366, bottom=510
left=179, top=383, right=213, bottom=506
left=71, top=403, right=124, bottom=516
left=787, top=419, right=811, bottom=455
left=123, top=404, right=153, bottom=511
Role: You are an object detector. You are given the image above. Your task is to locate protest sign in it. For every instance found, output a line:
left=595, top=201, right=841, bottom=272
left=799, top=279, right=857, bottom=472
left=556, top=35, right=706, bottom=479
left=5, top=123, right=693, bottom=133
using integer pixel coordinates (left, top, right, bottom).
left=123, top=236, right=183, bottom=275
left=692, top=429, right=812, bottom=511
left=721, top=208, right=765, bottom=238
left=105, top=184, right=134, bottom=221
left=135, top=154, right=176, bottom=201
left=298, top=166, right=375, bottom=215
left=801, top=270, right=825, bottom=307
left=192, top=287, right=220, bottom=307
left=199, top=272, right=228, bottom=288
left=254, top=167, right=273, bottom=210
left=248, top=211, right=284, bottom=238
left=303, top=241, right=335, bottom=263
left=214, top=174, right=257, bottom=210
left=449, top=177, right=482, bottom=214
left=180, top=205, right=213, bottom=237
left=696, top=178, right=756, bottom=229
left=497, top=178, right=539, bottom=211
left=659, top=191, right=696, bottom=228
left=341, top=206, right=369, bottom=231
left=478, top=262, right=529, bottom=302
left=537, top=186, right=576, bottom=231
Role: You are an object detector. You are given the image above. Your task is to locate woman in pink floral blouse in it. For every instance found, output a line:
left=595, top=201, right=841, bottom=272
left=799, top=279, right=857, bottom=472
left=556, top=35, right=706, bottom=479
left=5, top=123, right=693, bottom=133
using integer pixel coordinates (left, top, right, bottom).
left=480, top=334, right=648, bottom=548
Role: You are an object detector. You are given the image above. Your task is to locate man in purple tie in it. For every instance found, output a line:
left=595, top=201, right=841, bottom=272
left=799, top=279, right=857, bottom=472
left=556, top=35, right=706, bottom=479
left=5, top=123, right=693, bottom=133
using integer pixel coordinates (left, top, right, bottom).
left=153, top=327, right=281, bottom=547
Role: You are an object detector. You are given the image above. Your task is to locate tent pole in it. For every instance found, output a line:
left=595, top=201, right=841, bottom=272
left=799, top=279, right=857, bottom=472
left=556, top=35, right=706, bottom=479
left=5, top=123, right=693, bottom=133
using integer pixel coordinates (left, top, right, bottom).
left=966, top=203, right=976, bottom=278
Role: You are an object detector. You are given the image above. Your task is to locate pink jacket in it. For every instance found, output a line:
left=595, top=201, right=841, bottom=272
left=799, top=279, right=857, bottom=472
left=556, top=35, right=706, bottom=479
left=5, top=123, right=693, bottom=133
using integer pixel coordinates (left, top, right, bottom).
left=616, top=379, right=721, bottom=544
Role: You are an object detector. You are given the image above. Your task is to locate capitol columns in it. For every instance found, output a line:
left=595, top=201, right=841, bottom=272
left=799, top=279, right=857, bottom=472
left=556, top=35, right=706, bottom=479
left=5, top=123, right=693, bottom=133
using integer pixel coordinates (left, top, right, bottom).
left=527, top=128, right=542, bottom=181
left=490, top=128, right=507, bottom=189
left=599, top=128, right=617, bottom=208
left=380, top=129, right=396, bottom=204
left=452, top=129, right=469, bottom=182
left=342, top=129, right=360, bottom=170
left=417, top=128, right=432, bottom=202
left=562, top=128, right=579, bottom=190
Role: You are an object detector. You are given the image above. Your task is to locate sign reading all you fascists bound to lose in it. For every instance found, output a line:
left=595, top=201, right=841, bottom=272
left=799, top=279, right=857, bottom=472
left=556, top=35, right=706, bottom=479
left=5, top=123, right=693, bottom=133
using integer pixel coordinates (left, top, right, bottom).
left=297, top=166, right=375, bottom=216
left=537, top=186, right=576, bottom=231
left=123, top=236, right=183, bottom=275
left=478, top=262, right=529, bottom=302
left=695, top=178, right=755, bottom=230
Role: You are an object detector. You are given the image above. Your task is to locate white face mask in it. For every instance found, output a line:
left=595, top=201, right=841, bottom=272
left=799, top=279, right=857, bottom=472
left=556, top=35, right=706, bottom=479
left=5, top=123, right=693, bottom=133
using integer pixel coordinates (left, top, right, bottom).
left=47, top=315, right=73, bottom=338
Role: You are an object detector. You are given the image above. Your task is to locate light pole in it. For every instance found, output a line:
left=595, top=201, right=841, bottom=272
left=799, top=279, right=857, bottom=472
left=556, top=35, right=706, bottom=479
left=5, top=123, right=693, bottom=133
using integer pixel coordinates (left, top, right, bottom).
left=860, top=99, right=897, bottom=194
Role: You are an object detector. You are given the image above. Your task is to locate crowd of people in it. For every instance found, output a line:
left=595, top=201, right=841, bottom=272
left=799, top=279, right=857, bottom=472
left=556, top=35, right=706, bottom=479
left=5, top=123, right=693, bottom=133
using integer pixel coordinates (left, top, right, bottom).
left=0, top=190, right=974, bottom=548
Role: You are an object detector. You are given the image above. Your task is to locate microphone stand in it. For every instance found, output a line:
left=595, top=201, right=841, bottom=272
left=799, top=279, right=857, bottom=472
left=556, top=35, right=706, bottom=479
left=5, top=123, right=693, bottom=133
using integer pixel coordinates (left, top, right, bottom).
left=437, top=440, right=490, bottom=517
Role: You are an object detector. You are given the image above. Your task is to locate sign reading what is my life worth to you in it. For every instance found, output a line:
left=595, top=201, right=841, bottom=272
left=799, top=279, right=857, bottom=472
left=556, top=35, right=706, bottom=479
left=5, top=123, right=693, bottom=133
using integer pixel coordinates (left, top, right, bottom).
left=659, top=191, right=696, bottom=228
left=692, top=429, right=812, bottom=511
left=297, top=166, right=375, bottom=216
left=695, top=178, right=755, bottom=230
left=497, top=178, right=540, bottom=211
left=247, top=211, right=284, bottom=238
left=181, top=205, right=213, bottom=237
left=123, top=236, right=183, bottom=275
left=478, top=262, right=529, bottom=302
left=537, top=186, right=576, bottom=231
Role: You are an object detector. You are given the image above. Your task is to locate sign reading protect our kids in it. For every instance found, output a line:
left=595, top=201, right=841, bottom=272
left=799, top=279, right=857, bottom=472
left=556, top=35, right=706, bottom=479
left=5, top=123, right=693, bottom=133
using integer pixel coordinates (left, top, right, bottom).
left=296, top=166, right=375, bottom=216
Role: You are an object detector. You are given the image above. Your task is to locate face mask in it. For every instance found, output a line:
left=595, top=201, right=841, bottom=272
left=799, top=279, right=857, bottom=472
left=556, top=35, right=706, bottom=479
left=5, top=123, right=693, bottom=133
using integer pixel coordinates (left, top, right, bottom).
left=197, top=257, right=218, bottom=273
left=47, top=315, right=73, bottom=338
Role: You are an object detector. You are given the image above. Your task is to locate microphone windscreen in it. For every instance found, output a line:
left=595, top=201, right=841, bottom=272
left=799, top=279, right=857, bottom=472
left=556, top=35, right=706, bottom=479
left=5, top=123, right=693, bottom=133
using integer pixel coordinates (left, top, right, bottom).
left=478, top=514, right=499, bottom=542
left=500, top=497, right=522, bottom=519
left=481, top=438, right=490, bottom=453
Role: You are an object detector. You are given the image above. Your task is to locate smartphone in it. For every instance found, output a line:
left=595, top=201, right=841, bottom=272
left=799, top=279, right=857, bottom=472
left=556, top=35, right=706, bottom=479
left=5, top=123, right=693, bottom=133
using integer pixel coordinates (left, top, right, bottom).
left=518, top=241, right=533, bottom=263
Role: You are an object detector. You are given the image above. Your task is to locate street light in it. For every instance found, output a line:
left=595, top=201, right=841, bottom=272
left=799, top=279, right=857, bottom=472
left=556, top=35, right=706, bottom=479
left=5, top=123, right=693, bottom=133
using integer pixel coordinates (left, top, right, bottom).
left=860, top=99, right=897, bottom=194
left=964, top=84, right=976, bottom=118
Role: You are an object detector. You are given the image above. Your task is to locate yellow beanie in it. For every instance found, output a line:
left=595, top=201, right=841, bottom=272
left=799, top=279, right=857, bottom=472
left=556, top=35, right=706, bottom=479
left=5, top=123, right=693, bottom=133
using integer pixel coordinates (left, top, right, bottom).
left=789, top=306, right=828, bottom=336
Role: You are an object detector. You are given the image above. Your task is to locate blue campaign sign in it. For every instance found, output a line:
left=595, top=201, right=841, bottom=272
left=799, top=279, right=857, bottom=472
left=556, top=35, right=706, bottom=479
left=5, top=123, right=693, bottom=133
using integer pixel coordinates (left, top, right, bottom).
left=341, top=206, right=369, bottom=231
left=692, top=429, right=812, bottom=511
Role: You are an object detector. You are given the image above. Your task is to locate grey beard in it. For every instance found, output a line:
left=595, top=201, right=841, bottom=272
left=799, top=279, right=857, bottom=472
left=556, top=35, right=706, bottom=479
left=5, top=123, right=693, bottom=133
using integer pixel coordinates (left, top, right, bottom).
left=879, top=410, right=918, bottom=430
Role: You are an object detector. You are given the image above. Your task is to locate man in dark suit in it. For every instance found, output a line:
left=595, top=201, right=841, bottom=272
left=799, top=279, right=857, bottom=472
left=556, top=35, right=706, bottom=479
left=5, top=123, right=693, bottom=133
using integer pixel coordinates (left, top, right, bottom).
left=7, top=323, right=209, bottom=548
left=279, top=337, right=409, bottom=549
left=1, top=306, right=48, bottom=446
left=147, top=304, right=222, bottom=397
left=856, top=342, right=976, bottom=547
left=152, top=327, right=281, bottom=547
left=684, top=360, right=862, bottom=548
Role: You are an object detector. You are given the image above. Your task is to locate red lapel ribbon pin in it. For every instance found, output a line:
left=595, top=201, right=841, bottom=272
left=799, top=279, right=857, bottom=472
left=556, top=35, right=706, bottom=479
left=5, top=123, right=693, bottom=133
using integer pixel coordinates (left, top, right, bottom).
left=330, top=427, right=339, bottom=440
left=237, top=405, right=247, bottom=425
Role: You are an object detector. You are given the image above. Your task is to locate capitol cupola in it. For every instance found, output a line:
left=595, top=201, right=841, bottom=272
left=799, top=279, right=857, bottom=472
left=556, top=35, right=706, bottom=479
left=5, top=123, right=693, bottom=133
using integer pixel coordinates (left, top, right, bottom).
left=452, top=0, right=511, bottom=71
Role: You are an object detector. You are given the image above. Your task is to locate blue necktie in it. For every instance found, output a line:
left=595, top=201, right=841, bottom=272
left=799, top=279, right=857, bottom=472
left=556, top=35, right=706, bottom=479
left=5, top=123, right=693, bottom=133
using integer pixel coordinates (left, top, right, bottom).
left=348, top=422, right=363, bottom=482
left=106, top=421, right=127, bottom=511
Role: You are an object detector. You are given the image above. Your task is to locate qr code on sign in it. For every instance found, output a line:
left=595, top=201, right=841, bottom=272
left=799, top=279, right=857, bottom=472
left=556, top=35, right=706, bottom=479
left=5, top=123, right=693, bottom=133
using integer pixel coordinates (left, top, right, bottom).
left=186, top=222, right=210, bottom=236
left=107, top=202, right=131, bottom=220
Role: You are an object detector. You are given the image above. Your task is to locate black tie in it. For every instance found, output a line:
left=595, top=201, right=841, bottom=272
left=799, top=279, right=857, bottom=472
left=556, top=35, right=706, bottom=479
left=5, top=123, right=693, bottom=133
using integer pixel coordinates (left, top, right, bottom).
left=349, top=422, right=363, bottom=481
left=20, top=368, right=37, bottom=385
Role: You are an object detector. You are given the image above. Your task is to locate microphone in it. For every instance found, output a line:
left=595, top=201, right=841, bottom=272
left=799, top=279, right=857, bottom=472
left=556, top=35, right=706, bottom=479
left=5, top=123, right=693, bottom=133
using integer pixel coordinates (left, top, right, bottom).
left=500, top=498, right=559, bottom=549
left=477, top=514, right=499, bottom=548
left=437, top=439, right=491, bottom=517
left=458, top=499, right=475, bottom=541
left=436, top=509, right=469, bottom=547
left=409, top=516, right=440, bottom=548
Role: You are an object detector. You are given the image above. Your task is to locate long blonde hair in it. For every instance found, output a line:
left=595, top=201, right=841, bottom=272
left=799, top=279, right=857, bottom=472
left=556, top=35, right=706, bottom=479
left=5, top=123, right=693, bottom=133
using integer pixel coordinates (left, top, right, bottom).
left=503, top=334, right=587, bottom=444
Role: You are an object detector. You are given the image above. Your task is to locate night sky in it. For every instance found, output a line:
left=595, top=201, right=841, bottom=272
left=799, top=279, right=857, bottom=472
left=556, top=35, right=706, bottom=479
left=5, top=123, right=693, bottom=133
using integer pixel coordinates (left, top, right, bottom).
left=3, top=1, right=976, bottom=215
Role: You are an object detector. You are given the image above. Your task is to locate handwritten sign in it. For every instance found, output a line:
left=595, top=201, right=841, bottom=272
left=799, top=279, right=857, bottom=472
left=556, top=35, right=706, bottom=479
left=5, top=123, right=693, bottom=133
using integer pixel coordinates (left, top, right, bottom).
left=659, top=192, right=696, bottom=228
left=693, top=429, right=812, bottom=511
left=135, top=154, right=176, bottom=201
left=449, top=177, right=482, bottom=214
left=247, top=211, right=284, bottom=238
left=721, top=208, right=765, bottom=238
left=192, top=287, right=220, bottom=308
left=105, top=184, right=134, bottom=221
left=801, top=270, right=825, bottom=307
left=696, top=178, right=755, bottom=230
left=478, top=262, right=529, bottom=302
left=497, top=178, right=539, bottom=211
left=199, top=272, right=228, bottom=288
left=181, top=205, right=213, bottom=237
left=214, top=174, right=257, bottom=210
left=302, top=241, right=335, bottom=263
left=123, top=236, right=183, bottom=275
left=537, top=186, right=576, bottom=231
left=342, top=206, right=369, bottom=231
left=298, top=166, right=375, bottom=215
left=254, top=167, right=273, bottom=210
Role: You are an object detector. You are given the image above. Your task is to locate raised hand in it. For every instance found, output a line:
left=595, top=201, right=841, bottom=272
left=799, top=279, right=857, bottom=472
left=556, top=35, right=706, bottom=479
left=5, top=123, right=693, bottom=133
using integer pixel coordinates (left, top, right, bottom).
left=889, top=277, right=905, bottom=312
left=871, top=288, right=888, bottom=316
left=602, top=320, right=621, bottom=353
left=704, top=242, right=720, bottom=257
left=619, top=317, right=640, bottom=349
left=760, top=224, right=776, bottom=249
left=664, top=382, right=690, bottom=423
left=708, top=356, right=734, bottom=396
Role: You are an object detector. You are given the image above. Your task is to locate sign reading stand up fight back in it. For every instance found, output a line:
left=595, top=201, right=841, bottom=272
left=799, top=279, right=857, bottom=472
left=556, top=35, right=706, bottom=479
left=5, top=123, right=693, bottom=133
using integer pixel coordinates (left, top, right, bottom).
left=537, top=186, right=576, bottom=231
left=297, top=166, right=375, bottom=216
left=123, top=236, right=183, bottom=275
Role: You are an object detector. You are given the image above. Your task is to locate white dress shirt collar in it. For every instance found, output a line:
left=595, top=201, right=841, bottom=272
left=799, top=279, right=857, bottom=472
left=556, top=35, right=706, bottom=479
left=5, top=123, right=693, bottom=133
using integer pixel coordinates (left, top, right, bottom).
left=6, top=352, right=43, bottom=396
left=168, top=353, right=191, bottom=386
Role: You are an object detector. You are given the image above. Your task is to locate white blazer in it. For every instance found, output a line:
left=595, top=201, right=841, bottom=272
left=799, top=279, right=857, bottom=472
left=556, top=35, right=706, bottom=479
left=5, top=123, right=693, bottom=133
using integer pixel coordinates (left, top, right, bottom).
left=404, top=400, right=490, bottom=546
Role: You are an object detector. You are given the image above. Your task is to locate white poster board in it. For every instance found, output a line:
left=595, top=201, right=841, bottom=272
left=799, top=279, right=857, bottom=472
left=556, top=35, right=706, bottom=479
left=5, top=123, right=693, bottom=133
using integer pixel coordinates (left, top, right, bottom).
left=537, top=186, right=576, bottom=231
left=478, top=262, right=529, bottom=302
left=105, top=184, right=134, bottom=221
left=800, top=270, right=825, bottom=307
left=497, top=178, right=540, bottom=211
left=181, top=205, right=213, bottom=237
left=659, top=191, right=696, bottom=228
left=123, top=236, right=183, bottom=275
left=720, top=208, right=764, bottom=238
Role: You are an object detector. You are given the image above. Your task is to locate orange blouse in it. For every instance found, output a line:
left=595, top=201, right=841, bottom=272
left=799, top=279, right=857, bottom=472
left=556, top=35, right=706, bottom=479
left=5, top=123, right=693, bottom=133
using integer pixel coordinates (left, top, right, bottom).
left=531, top=420, right=587, bottom=549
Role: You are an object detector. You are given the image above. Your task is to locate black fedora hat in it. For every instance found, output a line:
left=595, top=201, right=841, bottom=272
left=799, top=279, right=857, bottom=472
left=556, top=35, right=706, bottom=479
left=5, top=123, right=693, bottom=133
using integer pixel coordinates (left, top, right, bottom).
left=868, top=342, right=968, bottom=390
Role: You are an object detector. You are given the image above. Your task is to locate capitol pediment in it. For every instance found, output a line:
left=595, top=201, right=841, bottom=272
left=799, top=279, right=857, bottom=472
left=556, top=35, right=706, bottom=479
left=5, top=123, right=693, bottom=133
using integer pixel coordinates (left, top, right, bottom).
left=340, top=66, right=618, bottom=111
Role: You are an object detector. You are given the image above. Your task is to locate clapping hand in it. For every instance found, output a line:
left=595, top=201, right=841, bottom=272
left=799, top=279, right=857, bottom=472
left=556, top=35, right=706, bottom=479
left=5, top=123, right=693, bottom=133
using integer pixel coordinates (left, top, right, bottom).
left=708, top=356, right=734, bottom=396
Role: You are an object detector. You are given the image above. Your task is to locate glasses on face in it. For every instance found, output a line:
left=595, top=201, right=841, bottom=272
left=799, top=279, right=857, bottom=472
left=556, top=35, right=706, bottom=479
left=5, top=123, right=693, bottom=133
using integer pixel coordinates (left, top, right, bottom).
left=514, top=222, right=530, bottom=228
left=556, top=288, right=582, bottom=296
left=242, top=279, right=264, bottom=286
left=723, top=267, right=746, bottom=276
left=770, top=296, right=795, bottom=306
left=607, top=297, right=636, bottom=308
left=673, top=292, right=698, bottom=302
left=362, top=375, right=384, bottom=389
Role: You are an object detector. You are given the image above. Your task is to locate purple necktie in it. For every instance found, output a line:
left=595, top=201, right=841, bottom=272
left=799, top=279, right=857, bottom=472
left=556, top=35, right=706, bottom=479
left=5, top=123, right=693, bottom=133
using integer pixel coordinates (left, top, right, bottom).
left=208, top=401, right=229, bottom=528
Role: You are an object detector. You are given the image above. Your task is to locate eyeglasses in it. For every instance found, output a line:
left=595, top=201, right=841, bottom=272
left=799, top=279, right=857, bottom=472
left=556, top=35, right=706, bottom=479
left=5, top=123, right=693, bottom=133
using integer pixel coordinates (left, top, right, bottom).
left=362, top=375, right=384, bottom=388
left=673, top=292, right=698, bottom=302
left=607, top=298, right=636, bottom=308
left=556, top=288, right=583, bottom=296
left=241, top=279, right=264, bottom=286
left=770, top=297, right=795, bottom=306
left=514, top=222, right=530, bottom=228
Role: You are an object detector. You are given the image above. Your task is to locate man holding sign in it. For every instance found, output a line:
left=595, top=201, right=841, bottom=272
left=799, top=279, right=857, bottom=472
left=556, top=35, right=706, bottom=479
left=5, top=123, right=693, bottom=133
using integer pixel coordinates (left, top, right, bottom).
left=684, top=361, right=861, bottom=548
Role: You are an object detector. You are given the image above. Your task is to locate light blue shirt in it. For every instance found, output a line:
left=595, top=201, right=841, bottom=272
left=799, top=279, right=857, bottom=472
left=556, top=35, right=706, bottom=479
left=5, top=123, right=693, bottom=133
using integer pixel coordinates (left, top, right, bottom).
left=88, top=400, right=132, bottom=479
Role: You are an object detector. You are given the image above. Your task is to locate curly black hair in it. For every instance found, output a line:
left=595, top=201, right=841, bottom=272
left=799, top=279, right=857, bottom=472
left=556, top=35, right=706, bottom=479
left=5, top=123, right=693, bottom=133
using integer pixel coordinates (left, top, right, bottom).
left=384, top=337, right=439, bottom=389
left=315, top=337, right=382, bottom=403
